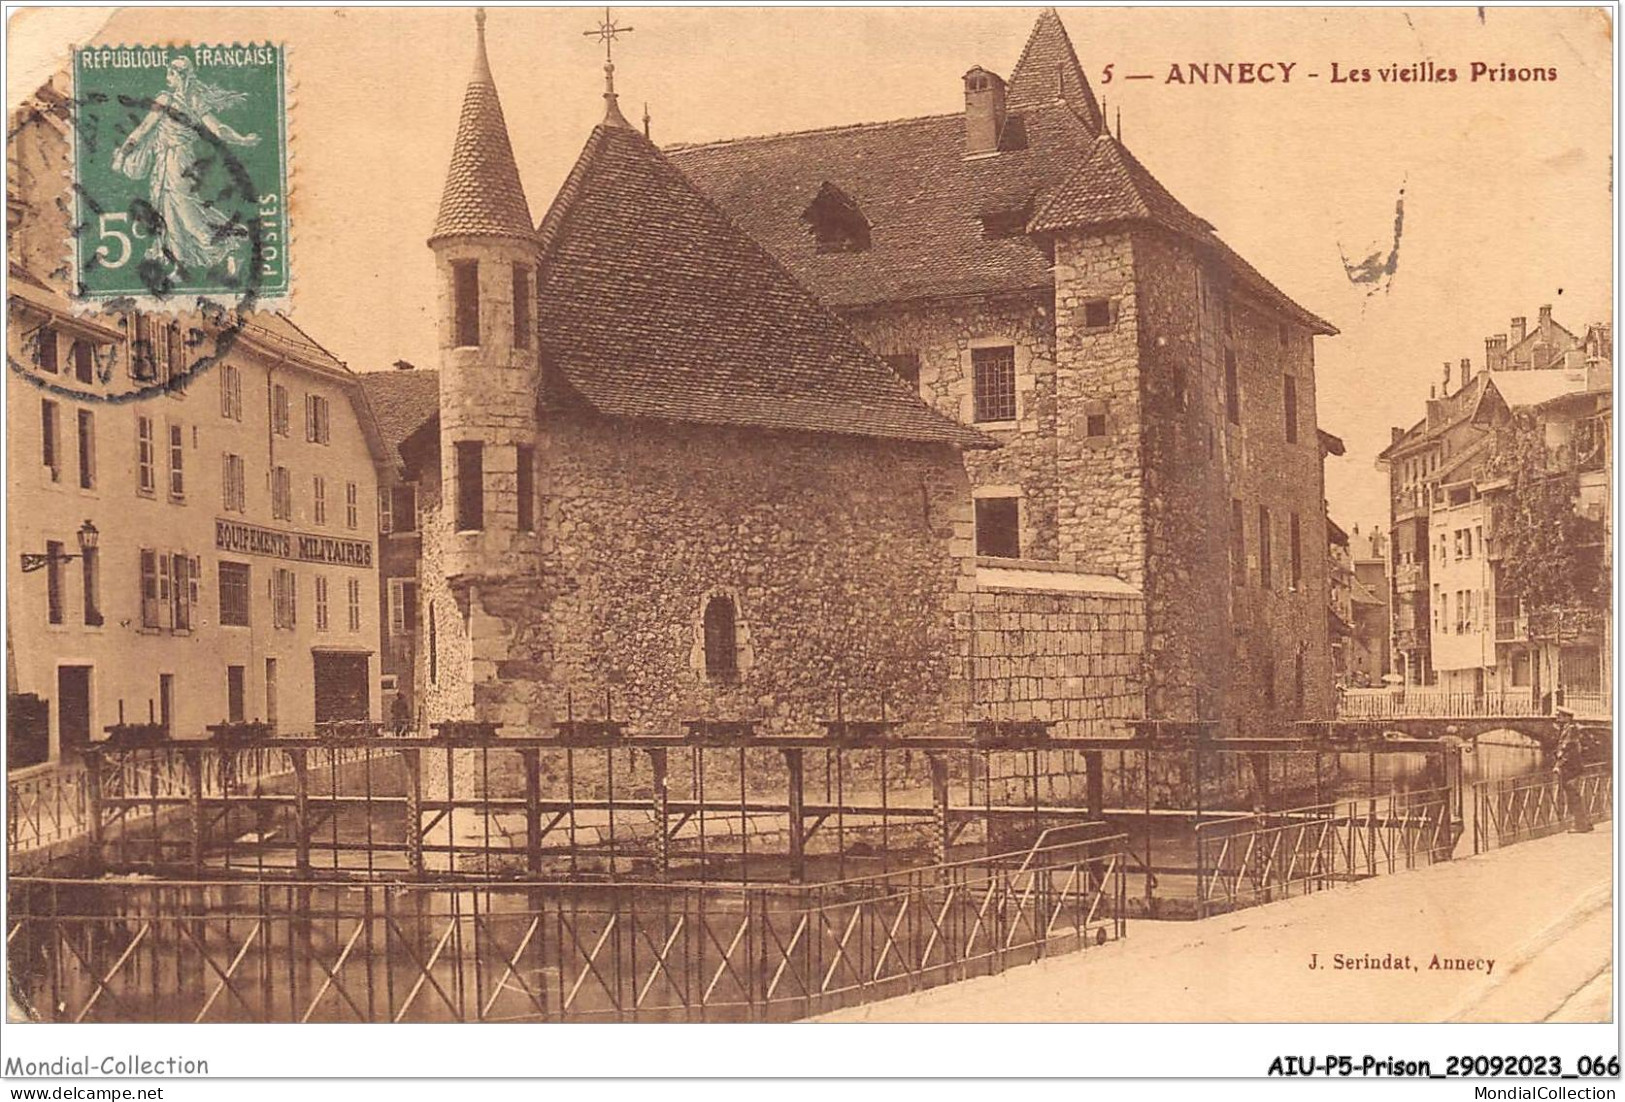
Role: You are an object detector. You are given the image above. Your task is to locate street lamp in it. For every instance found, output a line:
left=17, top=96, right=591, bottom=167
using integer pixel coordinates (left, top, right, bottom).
left=20, top=520, right=98, bottom=572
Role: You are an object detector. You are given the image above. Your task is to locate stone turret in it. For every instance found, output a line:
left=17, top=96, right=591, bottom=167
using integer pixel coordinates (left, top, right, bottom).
left=429, top=8, right=541, bottom=583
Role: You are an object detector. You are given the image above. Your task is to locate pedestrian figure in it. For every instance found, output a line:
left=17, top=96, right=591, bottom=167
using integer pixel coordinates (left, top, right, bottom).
left=1553, top=708, right=1592, bottom=834
left=391, top=692, right=412, bottom=737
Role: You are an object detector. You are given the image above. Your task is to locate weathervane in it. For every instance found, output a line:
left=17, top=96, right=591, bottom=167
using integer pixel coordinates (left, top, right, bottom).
left=584, top=7, right=634, bottom=91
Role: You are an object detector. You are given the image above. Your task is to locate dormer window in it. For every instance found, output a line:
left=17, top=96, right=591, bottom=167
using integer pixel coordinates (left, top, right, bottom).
left=980, top=206, right=1030, bottom=240
left=802, top=181, right=870, bottom=254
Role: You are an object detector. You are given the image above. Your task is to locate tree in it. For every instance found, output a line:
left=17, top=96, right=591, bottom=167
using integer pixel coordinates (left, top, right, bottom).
left=1485, top=411, right=1606, bottom=648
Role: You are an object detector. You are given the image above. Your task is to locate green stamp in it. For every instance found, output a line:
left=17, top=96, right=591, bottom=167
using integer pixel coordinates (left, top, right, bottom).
left=71, top=44, right=288, bottom=306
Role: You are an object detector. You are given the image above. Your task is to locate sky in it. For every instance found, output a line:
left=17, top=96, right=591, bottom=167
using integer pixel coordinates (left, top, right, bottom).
left=9, top=5, right=1614, bottom=537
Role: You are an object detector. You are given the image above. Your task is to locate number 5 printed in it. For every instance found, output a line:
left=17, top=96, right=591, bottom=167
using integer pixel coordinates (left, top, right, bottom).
left=94, top=211, right=132, bottom=269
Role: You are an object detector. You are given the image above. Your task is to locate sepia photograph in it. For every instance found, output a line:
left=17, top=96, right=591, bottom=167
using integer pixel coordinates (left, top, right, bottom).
left=1, top=1, right=1616, bottom=1087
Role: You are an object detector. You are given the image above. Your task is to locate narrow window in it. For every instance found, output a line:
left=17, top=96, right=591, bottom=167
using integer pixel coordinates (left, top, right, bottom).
left=136, top=416, right=155, bottom=495
left=220, top=364, right=242, bottom=420
left=452, top=260, right=480, bottom=347
left=1283, top=374, right=1298, bottom=443
left=971, top=346, right=1017, bottom=423
left=1085, top=411, right=1108, bottom=438
left=346, top=481, right=359, bottom=529
left=222, top=453, right=245, bottom=513
left=170, top=553, right=195, bottom=631
left=703, top=595, right=739, bottom=679
left=167, top=423, right=185, bottom=500
left=391, top=483, right=418, bottom=533
left=882, top=353, right=920, bottom=388
left=1279, top=321, right=1290, bottom=347
left=347, top=578, right=362, bottom=631
left=512, top=264, right=532, bottom=351
left=313, top=475, right=327, bottom=525
left=388, top=579, right=419, bottom=635
left=516, top=445, right=535, bottom=532
left=265, top=657, right=278, bottom=726
left=1289, top=512, right=1302, bottom=590
left=1224, top=349, right=1240, bottom=425
left=72, top=340, right=94, bottom=384
left=41, top=399, right=59, bottom=480
left=272, top=466, right=291, bottom=520
left=81, top=546, right=101, bottom=626
left=1257, top=504, right=1272, bottom=589
left=37, top=326, right=58, bottom=374
left=455, top=441, right=484, bottom=531
left=315, top=575, right=330, bottom=631
left=140, top=549, right=161, bottom=628
left=305, top=394, right=331, bottom=444
left=273, top=568, right=297, bottom=628
left=974, top=496, right=1021, bottom=559
left=272, top=384, right=290, bottom=436
left=227, top=666, right=246, bottom=724
left=45, top=540, right=63, bottom=625
left=77, top=410, right=96, bottom=489
left=377, top=486, right=393, bottom=534
left=1230, top=499, right=1245, bottom=586
left=428, top=601, right=438, bottom=685
left=219, top=561, right=251, bottom=626
left=1081, top=299, right=1112, bottom=329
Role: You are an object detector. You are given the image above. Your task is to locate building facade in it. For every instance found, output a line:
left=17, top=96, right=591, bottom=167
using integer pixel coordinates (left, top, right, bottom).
left=669, top=9, right=1339, bottom=732
left=411, top=15, right=989, bottom=744
left=1379, top=306, right=1610, bottom=700
left=6, top=77, right=388, bottom=768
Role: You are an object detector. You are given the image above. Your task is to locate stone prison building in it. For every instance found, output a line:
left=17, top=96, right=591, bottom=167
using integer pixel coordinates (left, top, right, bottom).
left=381, top=9, right=1339, bottom=820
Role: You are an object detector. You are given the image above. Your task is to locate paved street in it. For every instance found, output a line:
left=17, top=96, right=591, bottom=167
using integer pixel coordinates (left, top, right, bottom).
left=820, top=828, right=1613, bottom=1023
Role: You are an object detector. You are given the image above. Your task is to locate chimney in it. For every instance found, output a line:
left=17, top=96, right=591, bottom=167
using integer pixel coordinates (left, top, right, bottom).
left=1391, top=426, right=1404, bottom=444
left=1510, top=316, right=1527, bottom=345
left=1485, top=334, right=1508, bottom=371
left=1460, top=357, right=1472, bottom=387
left=963, top=66, right=1007, bottom=156
left=1538, top=303, right=1553, bottom=327
left=1442, top=361, right=1452, bottom=394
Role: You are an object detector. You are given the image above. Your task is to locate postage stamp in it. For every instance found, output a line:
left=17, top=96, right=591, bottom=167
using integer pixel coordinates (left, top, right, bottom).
left=70, top=44, right=288, bottom=307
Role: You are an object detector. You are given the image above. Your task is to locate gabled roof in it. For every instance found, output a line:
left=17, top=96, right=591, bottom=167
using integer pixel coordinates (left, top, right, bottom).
left=358, top=369, right=441, bottom=463
left=668, top=102, right=1098, bottom=306
left=668, top=11, right=1333, bottom=334
left=1006, top=7, right=1103, bottom=129
left=533, top=121, right=994, bottom=450
left=429, top=14, right=534, bottom=244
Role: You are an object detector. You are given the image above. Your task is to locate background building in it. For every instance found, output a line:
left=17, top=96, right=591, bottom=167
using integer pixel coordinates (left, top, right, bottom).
left=6, top=76, right=389, bottom=768
left=1379, top=307, right=1610, bottom=703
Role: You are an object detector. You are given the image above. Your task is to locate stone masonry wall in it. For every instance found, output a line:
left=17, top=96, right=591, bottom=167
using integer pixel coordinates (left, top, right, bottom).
left=424, top=414, right=975, bottom=740
left=964, top=584, right=1144, bottom=738
left=843, top=294, right=1062, bottom=562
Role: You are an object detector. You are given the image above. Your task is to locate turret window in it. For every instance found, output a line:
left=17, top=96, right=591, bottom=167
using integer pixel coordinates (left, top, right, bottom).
left=516, top=445, right=535, bottom=532
left=455, top=440, right=484, bottom=531
left=452, top=260, right=480, bottom=348
left=512, top=264, right=532, bottom=351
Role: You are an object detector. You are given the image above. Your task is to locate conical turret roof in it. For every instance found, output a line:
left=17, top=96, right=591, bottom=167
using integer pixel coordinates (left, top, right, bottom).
left=429, top=11, right=535, bottom=244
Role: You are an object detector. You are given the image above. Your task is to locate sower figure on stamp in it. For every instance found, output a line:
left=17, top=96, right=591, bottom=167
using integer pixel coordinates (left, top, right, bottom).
left=112, top=56, right=260, bottom=274
left=1552, top=708, right=1592, bottom=834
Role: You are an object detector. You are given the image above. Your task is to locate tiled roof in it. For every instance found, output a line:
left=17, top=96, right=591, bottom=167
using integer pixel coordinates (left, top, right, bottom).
left=358, top=369, right=441, bottom=460
left=242, top=313, right=349, bottom=374
left=1006, top=7, right=1102, bottom=129
left=1028, top=133, right=1213, bottom=238
left=668, top=14, right=1333, bottom=335
left=533, top=122, right=994, bottom=450
left=668, top=104, right=1099, bottom=307
left=429, top=26, right=534, bottom=244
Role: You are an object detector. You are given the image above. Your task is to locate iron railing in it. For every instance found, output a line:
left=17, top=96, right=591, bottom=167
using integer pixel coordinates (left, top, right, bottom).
left=6, top=833, right=1127, bottom=1023
left=1335, top=689, right=1546, bottom=719
left=1192, top=786, right=1455, bottom=918
left=1472, top=767, right=1612, bottom=853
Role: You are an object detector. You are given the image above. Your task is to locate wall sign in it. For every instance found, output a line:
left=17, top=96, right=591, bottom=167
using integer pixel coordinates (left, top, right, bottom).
left=215, top=519, right=374, bottom=569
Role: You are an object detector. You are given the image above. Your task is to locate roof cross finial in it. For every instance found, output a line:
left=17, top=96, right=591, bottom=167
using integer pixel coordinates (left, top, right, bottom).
left=584, top=6, right=634, bottom=127
left=470, top=7, right=494, bottom=85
